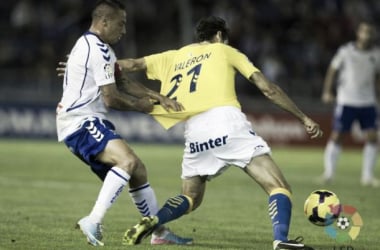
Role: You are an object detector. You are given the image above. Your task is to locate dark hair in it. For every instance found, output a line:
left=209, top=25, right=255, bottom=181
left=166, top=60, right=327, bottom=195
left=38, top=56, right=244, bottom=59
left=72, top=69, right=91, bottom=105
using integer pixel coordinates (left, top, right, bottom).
left=92, top=0, right=125, bottom=19
left=195, top=16, right=229, bottom=42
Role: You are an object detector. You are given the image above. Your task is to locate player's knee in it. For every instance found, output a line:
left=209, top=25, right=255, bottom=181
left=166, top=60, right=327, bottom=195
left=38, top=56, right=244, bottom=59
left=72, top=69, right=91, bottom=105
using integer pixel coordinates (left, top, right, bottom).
left=118, top=156, right=142, bottom=175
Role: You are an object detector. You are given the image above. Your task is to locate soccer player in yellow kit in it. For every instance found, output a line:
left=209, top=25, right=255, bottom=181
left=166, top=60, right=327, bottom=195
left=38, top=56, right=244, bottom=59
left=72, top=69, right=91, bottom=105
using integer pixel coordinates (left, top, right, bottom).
left=119, top=16, right=322, bottom=250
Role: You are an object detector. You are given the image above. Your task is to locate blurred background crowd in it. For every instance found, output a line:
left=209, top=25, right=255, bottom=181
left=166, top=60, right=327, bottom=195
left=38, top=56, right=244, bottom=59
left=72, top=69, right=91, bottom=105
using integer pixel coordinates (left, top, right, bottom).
left=1, top=0, right=379, bottom=109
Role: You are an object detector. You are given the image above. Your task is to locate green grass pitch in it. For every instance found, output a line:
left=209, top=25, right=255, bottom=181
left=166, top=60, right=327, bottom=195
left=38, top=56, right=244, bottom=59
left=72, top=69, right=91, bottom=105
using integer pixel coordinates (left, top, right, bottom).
left=0, top=140, right=379, bottom=249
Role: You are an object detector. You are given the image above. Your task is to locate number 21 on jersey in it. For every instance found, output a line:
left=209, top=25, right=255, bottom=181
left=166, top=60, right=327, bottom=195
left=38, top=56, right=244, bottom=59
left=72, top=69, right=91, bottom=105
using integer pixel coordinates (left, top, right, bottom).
left=166, top=64, right=202, bottom=99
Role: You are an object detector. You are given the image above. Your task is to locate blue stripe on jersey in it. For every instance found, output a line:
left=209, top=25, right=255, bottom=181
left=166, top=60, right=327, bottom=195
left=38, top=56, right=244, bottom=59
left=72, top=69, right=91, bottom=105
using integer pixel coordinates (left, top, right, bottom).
left=66, top=98, right=92, bottom=112
left=66, top=34, right=92, bottom=112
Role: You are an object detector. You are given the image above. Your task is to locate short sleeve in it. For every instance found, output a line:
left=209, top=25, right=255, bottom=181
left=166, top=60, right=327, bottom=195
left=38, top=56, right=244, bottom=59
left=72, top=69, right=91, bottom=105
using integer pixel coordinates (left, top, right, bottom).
left=223, top=45, right=260, bottom=79
left=330, top=47, right=345, bottom=70
left=145, top=50, right=176, bottom=80
left=91, top=43, right=117, bottom=86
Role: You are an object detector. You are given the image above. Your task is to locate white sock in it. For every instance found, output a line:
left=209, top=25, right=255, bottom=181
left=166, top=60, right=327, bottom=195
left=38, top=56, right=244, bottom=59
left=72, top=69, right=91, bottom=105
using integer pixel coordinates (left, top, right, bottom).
left=129, top=183, right=159, bottom=216
left=362, top=143, right=378, bottom=182
left=324, top=141, right=341, bottom=179
left=89, top=167, right=130, bottom=223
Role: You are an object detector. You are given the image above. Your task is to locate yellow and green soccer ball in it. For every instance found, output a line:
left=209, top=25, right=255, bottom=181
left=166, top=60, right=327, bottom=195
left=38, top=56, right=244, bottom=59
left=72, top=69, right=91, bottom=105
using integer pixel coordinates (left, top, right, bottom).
left=304, top=189, right=341, bottom=226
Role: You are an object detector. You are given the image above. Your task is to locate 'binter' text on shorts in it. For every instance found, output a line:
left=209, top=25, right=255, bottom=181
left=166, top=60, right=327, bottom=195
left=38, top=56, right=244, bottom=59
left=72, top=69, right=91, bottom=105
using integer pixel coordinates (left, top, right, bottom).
left=189, top=135, right=228, bottom=153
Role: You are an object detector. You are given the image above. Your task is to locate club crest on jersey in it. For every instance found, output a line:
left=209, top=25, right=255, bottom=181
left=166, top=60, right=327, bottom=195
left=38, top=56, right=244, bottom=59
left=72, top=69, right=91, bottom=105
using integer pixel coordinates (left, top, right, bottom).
left=103, top=63, right=113, bottom=79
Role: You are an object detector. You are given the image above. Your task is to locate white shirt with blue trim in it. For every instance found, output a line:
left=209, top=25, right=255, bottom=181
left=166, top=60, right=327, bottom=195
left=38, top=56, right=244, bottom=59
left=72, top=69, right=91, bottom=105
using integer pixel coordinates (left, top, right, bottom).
left=56, top=32, right=117, bottom=141
left=331, top=42, right=380, bottom=106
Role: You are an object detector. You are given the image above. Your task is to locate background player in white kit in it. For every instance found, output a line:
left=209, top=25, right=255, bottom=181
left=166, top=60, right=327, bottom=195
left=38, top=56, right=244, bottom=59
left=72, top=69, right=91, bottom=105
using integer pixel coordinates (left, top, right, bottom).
left=322, top=21, right=380, bottom=187
left=56, top=0, right=191, bottom=246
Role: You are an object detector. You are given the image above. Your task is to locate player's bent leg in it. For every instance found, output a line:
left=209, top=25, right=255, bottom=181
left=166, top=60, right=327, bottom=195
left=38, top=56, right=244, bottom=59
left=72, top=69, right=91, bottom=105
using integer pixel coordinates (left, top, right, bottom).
left=182, top=176, right=207, bottom=211
left=244, top=154, right=290, bottom=194
left=123, top=195, right=193, bottom=246
left=151, top=177, right=205, bottom=226
left=244, top=154, right=314, bottom=250
left=153, top=176, right=205, bottom=226
left=96, top=139, right=142, bottom=177
left=146, top=178, right=204, bottom=245
left=128, top=158, right=149, bottom=188
left=123, top=177, right=204, bottom=245
left=128, top=183, right=193, bottom=245
left=92, top=139, right=153, bottom=246
left=66, top=125, right=134, bottom=245
left=244, top=154, right=291, bottom=240
left=147, top=177, right=204, bottom=245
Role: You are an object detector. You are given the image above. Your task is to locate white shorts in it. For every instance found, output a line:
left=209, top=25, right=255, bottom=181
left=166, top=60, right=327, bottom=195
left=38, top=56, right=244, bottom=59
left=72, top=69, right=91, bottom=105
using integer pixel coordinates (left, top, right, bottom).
left=181, top=106, right=271, bottom=180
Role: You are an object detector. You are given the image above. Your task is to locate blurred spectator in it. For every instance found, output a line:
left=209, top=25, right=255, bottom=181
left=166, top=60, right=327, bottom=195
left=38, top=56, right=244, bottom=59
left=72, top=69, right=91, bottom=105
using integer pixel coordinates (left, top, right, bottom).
left=1, top=0, right=379, bottom=105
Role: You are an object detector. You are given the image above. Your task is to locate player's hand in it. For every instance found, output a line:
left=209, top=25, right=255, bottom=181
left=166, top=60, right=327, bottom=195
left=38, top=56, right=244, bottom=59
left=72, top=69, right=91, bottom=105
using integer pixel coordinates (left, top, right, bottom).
left=321, top=92, right=334, bottom=104
left=303, top=117, right=323, bottom=139
left=56, top=62, right=67, bottom=77
left=157, top=95, right=185, bottom=112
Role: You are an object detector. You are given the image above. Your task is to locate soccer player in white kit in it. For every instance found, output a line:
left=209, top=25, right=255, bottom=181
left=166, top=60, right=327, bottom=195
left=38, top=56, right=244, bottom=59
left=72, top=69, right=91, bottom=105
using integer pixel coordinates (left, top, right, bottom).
left=56, top=0, right=191, bottom=246
left=119, top=16, right=322, bottom=250
left=322, top=21, right=380, bottom=187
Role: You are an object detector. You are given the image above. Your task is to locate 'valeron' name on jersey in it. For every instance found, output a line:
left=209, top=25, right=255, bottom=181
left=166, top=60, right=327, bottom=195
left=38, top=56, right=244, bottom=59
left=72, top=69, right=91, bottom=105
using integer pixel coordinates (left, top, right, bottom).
left=189, top=135, right=228, bottom=153
left=175, top=52, right=212, bottom=71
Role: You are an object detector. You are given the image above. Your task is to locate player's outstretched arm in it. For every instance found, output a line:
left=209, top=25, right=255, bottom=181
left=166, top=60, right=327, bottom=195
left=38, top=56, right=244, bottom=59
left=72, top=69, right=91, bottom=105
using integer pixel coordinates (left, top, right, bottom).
left=117, top=58, right=147, bottom=72
left=117, top=58, right=184, bottom=112
left=101, top=83, right=153, bottom=113
left=249, top=72, right=323, bottom=139
left=116, top=71, right=184, bottom=112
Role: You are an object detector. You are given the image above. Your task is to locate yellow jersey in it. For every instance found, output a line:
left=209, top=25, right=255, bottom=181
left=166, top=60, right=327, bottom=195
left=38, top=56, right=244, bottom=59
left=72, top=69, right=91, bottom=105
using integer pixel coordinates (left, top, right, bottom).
left=145, top=43, right=260, bottom=129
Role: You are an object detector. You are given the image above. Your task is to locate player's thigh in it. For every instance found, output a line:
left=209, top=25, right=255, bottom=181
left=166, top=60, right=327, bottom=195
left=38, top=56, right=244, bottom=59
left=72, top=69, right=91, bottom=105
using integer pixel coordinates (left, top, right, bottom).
left=182, top=176, right=207, bottom=210
left=332, top=105, right=355, bottom=133
left=358, top=106, right=378, bottom=142
left=244, top=154, right=291, bottom=195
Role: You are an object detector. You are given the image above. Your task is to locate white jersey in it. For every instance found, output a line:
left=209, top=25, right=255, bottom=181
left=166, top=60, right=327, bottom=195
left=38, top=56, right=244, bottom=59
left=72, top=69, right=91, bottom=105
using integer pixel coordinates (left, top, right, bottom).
left=330, top=42, right=380, bottom=106
left=56, top=31, right=117, bottom=141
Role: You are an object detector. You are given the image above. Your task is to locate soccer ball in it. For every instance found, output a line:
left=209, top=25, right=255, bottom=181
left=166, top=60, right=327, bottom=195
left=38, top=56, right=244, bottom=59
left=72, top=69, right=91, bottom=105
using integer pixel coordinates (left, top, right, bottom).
left=304, top=189, right=341, bottom=226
